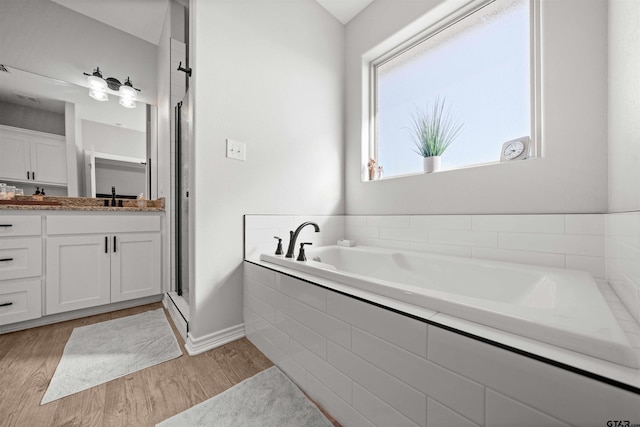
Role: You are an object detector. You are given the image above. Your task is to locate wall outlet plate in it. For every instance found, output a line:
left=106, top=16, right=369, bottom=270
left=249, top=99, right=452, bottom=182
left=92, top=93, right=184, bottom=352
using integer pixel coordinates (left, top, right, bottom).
left=226, top=139, right=246, bottom=161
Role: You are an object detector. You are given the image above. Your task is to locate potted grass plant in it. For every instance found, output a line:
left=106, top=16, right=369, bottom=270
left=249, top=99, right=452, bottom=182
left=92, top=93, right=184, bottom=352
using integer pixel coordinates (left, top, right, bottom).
left=410, top=97, right=463, bottom=173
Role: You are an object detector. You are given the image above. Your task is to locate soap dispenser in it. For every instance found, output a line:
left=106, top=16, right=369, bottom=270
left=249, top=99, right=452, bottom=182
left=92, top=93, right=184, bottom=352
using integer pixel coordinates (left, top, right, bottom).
left=273, top=236, right=283, bottom=255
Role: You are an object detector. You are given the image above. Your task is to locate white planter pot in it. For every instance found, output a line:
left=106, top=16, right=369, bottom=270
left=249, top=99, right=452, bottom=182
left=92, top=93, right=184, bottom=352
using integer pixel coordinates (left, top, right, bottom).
left=423, top=156, right=441, bottom=173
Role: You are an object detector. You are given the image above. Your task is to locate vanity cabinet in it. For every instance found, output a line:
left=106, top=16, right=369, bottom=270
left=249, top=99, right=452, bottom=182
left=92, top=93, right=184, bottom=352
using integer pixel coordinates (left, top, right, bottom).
left=45, top=234, right=111, bottom=314
left=45, top=215, right=161, bottom=315
left=0, top=125, right=67, bottom=185
left=110, top=232, right=161, bottom=303
left=0, top=215, right=43, bottom=326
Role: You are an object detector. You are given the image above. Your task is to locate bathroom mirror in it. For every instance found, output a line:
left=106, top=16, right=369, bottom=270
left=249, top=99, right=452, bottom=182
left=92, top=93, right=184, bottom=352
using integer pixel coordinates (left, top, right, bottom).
left=0, top=65, right=155, bottom=199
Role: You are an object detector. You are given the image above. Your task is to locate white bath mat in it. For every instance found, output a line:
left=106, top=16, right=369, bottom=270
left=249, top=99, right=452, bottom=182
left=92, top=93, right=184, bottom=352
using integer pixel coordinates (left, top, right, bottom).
left=156, top=366, right=334, bottom=427
left=41, top=308, right=182, bottom=404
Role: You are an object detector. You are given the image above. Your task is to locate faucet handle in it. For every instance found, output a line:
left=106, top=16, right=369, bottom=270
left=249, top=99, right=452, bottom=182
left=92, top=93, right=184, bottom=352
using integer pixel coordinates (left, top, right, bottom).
left=296, top=242, right=312, bottom=262
left=273, top=236, right=283, bottom=255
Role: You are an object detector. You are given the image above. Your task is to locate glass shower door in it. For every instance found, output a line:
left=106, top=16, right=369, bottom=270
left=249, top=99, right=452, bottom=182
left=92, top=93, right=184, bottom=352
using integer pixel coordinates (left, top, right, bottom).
left=175, top=91, right=191, bottom=299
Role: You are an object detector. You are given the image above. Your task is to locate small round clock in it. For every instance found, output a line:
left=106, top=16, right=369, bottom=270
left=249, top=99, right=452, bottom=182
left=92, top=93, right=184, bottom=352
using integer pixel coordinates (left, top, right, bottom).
left=500, top=137, right=530, bottom=162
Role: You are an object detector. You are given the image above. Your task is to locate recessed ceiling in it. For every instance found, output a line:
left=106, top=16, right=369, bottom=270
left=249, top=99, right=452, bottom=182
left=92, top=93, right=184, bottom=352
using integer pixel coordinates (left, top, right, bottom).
left=315, top=0, right=374, bottom=24
left=51, top=0, right=169, bottom=45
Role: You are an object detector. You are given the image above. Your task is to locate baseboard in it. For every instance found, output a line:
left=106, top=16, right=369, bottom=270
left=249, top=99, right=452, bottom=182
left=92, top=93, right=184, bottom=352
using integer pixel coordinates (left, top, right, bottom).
left=0, top=294, right=164, bottom=335
left=163, top=294, right=188, bottom=342
left=185, top=323, right=245, bottom=356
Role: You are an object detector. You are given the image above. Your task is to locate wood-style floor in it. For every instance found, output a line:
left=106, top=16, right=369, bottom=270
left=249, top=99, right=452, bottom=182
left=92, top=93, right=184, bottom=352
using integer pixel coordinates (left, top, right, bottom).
left=0, top=302, right=339, bottom=427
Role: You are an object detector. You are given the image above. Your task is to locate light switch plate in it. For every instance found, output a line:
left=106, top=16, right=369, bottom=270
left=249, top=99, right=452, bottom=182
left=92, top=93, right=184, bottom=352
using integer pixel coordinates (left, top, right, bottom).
left=226, top=139, right=246, bottom=161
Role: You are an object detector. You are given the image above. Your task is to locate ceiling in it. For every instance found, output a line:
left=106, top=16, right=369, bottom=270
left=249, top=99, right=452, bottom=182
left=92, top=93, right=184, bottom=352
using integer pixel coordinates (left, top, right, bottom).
left=51, top=0, right=170, bottom=45
left=50, top=0, right=373, bottom=45
left=315, top=0, right=374, bottom=24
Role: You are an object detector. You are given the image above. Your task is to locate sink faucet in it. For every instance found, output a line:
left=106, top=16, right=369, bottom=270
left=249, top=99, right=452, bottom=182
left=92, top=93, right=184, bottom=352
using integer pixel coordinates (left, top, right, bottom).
left=285, top=221, right=320, bottom=258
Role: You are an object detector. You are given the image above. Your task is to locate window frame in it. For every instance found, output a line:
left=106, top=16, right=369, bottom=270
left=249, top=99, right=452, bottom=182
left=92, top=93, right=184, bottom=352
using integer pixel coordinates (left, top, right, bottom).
left=365, top=0, right=541, bottom=181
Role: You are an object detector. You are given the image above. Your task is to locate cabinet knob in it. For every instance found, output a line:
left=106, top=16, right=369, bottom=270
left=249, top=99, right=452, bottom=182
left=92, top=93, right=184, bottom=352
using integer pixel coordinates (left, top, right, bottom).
left=0, top=258, right=14, bottom=262
left=0, top=224, right=13, bottom=228
left=0, top=302, right=13, bottom=307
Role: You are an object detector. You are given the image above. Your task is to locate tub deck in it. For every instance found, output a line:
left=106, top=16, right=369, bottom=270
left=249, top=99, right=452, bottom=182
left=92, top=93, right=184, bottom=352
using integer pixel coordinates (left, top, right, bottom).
left=260, top=245, right=638, bottom=369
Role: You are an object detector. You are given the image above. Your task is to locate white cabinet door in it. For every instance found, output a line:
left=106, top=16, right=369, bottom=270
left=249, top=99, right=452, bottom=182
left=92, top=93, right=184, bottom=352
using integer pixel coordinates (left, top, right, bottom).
left=30, top=137, right=67, bottom=185
left=111, top=233, right=161, bottom=302
left=46, top=235, right=111, bottom=315
left=0, top=132, right=30, bottom=181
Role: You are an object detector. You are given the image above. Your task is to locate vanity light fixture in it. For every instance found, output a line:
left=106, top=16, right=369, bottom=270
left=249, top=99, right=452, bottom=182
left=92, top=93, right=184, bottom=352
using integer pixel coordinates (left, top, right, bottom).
left=86, top=67, right=108, bottom=101
left=118, top=77, right=137, bottom=108
left=83, top=67, right=140, bottom=108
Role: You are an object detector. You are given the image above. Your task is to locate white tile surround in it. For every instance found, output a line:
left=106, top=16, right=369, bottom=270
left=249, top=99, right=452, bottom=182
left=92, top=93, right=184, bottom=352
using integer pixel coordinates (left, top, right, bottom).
left=344, top=214, right=606, bottom=280
left=244, top=213, right=640, bottom=426
left=246, top=214, right=608, bottom=279
left=245, top=215, right=346, bottom=261
left=607, top=212, right=640, bottom=325
left=244, top=262, right=640, bottom=427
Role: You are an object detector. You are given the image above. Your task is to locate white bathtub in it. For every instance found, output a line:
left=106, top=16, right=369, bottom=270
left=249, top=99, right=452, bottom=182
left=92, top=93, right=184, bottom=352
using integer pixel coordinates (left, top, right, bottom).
left=260, top=245, right=638, bottom=368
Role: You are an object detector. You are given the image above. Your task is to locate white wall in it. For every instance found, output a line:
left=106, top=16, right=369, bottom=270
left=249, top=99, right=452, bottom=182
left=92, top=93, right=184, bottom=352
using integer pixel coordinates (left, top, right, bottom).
left=0, top=101, right=65, bottom=135
left=344, top=0, right=608, bottom=215
left=64, top=103, right=80, bottom=197
left=189, top=0, right=344, bottom=342
left=0, top=0, right=158, bottom=105
left=94, top=160, right=146, bottom=197
left=609, top=0, right=640, bottom=213
left=606, top=0, right=640, bottom=330
left=81, top=120, right=146, bottom=159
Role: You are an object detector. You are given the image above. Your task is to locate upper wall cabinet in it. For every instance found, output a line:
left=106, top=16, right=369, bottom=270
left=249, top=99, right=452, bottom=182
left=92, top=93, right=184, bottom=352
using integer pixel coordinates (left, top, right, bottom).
left=0, top=125, right=67, bottom=186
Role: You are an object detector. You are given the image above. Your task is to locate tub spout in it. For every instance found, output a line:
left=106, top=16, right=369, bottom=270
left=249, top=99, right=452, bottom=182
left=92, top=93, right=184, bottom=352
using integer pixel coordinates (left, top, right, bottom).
left=285, top=221, right=320, bottom=258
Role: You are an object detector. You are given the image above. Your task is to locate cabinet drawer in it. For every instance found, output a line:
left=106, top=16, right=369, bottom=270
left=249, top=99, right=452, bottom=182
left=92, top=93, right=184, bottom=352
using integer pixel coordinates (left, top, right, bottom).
left=0, top=237, right=42, bottom=280
left=47, top=215, right=161, bottom=235
left=0, top=215, right=42, bottom=237
left=0, top=279, right=42, bottom=325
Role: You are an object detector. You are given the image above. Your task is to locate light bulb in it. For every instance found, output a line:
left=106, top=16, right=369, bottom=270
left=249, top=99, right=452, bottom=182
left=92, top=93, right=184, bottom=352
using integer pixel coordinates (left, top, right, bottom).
left=119, top=84, right=137, bottom=100
left=87, top=75, right=107, bottom=92
left=119, top=97, right=136, bottom=108
left=89, top=89, right=109, bottom=102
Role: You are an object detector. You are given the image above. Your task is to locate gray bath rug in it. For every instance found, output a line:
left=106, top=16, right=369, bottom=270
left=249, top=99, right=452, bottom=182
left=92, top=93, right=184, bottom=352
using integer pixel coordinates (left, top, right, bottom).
left=156, top=366, right=334, bottom=427
left=41, top=308, right=182, bottom=404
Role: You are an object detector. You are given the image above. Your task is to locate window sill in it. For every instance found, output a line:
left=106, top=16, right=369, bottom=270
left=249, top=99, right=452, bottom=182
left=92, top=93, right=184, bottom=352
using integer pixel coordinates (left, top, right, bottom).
left=364, top=158, right=536, bottom=183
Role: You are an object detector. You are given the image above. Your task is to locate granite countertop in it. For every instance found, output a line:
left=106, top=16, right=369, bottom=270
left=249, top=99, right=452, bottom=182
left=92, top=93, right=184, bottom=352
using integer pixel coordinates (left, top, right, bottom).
left=0, top=205, right=164, bottom=212
left=0, top=196, right=165, bottom=212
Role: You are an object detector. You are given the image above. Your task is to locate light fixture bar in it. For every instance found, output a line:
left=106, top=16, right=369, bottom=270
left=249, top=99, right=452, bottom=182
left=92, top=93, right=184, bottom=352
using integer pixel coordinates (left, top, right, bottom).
left=83, top=67, right=141, bottom=108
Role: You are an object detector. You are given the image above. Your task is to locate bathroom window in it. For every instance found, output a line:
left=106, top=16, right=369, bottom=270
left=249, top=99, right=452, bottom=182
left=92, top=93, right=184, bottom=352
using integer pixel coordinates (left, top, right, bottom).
left=369, top=0, right=538, bottom=179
